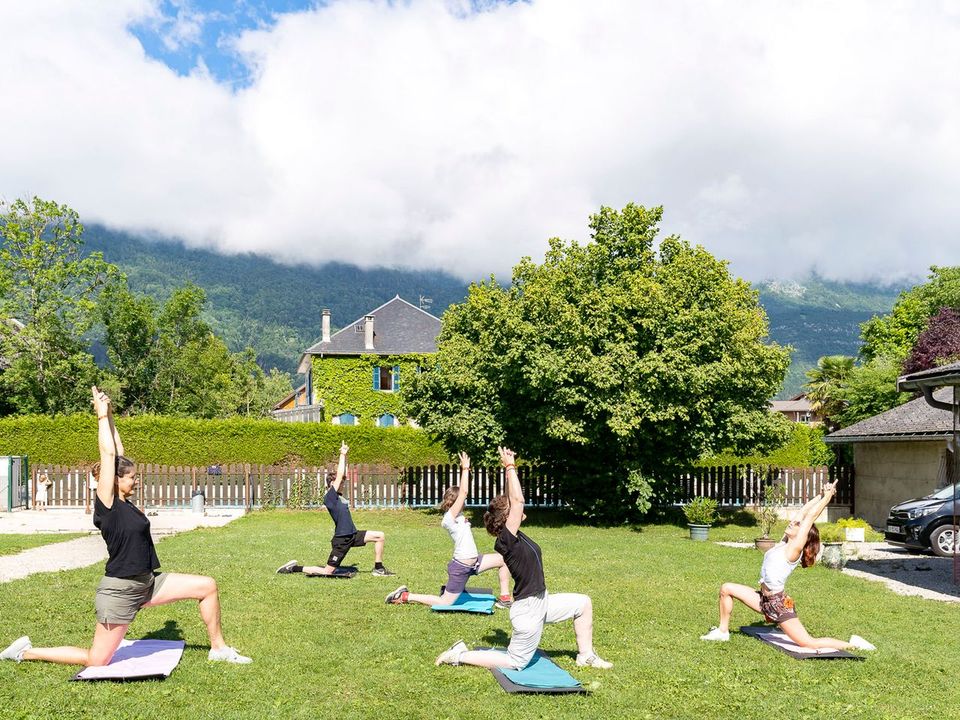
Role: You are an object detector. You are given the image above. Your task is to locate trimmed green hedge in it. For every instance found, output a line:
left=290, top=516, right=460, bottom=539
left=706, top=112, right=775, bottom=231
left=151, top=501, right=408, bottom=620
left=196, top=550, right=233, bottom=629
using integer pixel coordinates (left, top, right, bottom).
left=698, top=423, right=834, bottom=468
left=0, top=414, right=449, bottom=467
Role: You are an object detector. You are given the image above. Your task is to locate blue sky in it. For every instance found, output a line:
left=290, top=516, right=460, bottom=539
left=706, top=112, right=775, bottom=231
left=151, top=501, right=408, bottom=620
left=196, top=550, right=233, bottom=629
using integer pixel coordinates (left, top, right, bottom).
left=129, top=1, right=318, bottom=87
left=1, top=1, right=958, bottom=282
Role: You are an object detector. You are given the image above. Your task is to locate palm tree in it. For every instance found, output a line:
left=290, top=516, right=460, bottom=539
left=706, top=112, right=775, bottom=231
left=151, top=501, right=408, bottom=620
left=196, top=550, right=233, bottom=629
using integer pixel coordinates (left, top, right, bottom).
left=804, top=355, right=855, bottom=430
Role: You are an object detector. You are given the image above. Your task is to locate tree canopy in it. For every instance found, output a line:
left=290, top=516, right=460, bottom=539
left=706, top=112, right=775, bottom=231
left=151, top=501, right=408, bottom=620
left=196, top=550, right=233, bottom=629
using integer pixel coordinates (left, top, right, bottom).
left=405, top=204, right=789, bottom=519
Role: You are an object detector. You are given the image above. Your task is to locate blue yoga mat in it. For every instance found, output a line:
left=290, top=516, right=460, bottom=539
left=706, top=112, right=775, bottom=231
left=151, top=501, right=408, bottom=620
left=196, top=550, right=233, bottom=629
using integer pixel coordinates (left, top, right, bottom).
left=431, top=592, right=496, bottom=614
left=501, top=652, right=582, bottom=689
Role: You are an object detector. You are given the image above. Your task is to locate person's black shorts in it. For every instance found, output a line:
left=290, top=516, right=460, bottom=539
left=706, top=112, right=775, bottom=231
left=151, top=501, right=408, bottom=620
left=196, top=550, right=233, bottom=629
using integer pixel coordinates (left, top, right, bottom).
left=327, top=530, right=368, bottom=567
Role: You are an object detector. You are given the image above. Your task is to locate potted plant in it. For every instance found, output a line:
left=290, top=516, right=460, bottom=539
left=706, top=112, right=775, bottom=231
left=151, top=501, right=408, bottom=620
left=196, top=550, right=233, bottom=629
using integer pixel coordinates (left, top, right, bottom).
left=753, top=482, right=787, bottom=552
left=818, top=524, right=846, bottom=569
left=837, top=516, right=870, bottom=542
left=683, top=497, right=719, bottom=541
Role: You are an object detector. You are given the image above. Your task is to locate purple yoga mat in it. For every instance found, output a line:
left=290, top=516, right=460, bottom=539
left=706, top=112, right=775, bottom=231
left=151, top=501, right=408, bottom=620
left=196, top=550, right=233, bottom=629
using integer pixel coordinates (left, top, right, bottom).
left=73, top=639, right=186, bottom=681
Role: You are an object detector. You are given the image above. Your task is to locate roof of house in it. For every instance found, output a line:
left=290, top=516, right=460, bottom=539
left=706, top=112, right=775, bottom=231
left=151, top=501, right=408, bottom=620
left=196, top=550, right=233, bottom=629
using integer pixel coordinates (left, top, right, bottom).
left=824, top=387, right=954, bottom=444
left=272, top=383, right=307, bottom=411
left=298, top=296, right=441, bottom=371
left=771, top=398, right=814, bottom=413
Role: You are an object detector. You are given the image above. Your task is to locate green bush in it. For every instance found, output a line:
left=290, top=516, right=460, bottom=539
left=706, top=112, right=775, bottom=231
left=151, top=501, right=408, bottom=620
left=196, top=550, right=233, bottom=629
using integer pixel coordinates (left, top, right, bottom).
left=0, top=414, right=449, bottom=467
left=699, top=422, right=834, bottom=467
left=683, top=496, right=719, bottom=525
left=836, top=516, right=871, bottom=529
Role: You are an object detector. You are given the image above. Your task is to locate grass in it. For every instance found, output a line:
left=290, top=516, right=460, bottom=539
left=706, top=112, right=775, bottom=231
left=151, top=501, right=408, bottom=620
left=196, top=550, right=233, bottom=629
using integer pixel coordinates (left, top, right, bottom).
left=1, top=509, right=957, bottom=720
left=0, top=533, right=88, bottom=557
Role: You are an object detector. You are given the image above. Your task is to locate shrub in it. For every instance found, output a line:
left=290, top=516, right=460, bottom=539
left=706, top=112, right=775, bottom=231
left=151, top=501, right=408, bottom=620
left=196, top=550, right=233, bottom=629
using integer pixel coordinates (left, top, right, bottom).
left=683, top=497, right=719, bottom=526
left=836, top=517, right=871, bottom=529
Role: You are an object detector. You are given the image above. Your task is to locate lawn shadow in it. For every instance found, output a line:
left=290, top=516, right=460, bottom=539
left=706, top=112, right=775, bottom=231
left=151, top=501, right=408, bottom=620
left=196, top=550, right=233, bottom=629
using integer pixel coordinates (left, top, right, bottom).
left=141, top=621, right=184, bottom=642
left=648, top=505, right=757, bottom=530
left=480, top=628, right=510, bottom=647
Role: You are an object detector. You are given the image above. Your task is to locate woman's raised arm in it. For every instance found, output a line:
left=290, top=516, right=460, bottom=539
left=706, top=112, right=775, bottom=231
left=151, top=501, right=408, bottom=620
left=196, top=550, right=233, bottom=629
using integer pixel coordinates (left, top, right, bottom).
left=448, top=452, right=471, bottom=518
left=92, top=386, right=117, bottom=508
left=499, top=447, right=524, bottom=534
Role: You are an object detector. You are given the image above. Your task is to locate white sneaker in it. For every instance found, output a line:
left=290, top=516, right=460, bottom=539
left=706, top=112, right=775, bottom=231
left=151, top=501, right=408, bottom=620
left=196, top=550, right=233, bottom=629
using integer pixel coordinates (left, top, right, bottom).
left=276, top=560, right=299, bottom=574
left=435, top=640, right=468, bottom=666
left=0, top=636, right=31, bottom=662
left=700, top=627, right=730, bottom=642
left=208, top=646, right=253, bottom=664
left=848, top=635, right=876, bottom=651
left=576, top=652, right=613, bottom=669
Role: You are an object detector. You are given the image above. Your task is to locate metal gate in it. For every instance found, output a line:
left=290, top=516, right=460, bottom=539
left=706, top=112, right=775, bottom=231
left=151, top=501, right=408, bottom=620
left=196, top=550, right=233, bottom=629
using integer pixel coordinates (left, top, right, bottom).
left=0, top=455, right=29, bottom=511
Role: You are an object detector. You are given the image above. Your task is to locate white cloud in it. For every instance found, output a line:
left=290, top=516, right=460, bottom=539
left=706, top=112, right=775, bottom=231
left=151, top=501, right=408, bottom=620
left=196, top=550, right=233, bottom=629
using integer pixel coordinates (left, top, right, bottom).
left=1, top=0, right=959, bottom=283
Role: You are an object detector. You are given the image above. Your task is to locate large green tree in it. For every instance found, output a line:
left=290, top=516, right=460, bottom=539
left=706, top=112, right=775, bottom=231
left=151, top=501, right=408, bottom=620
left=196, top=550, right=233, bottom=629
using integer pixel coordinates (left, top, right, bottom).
left=405, top=204, right=790, bottom=519
left=0, top=197, right=113, bottom=413
left=803, top=354, right=855, bottom=430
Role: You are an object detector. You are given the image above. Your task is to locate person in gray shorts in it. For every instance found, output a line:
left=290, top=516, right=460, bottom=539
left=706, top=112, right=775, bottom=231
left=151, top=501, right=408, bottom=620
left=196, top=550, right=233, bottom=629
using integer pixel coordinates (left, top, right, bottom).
left=385, top=451, right=511, bottom=608
left=1, top=387, right=251, bottom=668
left=435, top=447, right=612, bottom=671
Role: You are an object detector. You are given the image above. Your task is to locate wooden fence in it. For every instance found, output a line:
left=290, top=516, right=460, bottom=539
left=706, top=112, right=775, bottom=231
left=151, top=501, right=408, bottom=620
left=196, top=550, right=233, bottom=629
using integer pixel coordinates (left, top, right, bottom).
left=26, top=463, right=853, bottom=512
left=669, top=465, right=855, bottom=509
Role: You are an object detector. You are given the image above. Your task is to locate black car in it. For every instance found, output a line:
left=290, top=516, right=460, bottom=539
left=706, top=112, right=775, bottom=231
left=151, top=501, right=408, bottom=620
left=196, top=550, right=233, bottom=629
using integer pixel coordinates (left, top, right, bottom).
left=885, top=484, right=960, bottom=557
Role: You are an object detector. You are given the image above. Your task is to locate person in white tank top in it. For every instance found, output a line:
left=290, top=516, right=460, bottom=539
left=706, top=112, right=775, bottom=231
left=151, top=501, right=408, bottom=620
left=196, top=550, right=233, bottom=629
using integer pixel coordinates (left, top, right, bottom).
left=385, top=452, right=512, bottom=609
left=700, top=479, right=875, bottom=652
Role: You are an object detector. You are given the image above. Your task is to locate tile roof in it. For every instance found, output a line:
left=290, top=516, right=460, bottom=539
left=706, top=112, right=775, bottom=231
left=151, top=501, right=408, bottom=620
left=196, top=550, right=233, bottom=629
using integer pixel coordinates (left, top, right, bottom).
left=898, top=360, right=960, bottom=390
left=302, top=296, right=441, bottom=358
left=824, top=387, right=956, bottom=443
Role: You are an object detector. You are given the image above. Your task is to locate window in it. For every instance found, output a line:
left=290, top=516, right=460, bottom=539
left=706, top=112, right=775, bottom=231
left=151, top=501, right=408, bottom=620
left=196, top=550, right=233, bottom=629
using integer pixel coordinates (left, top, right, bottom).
left=378, top=413, right=397, bottom=427
left=372, top=365, right=400, bottom=392
left=333, top=412, right=357, bottom=426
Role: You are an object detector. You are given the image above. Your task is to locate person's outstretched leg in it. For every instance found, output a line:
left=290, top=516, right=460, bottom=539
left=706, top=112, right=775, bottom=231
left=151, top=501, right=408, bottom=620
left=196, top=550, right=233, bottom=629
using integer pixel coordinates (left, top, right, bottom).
left=15, top=622, right=128, bottom=666
left=303, top=564, right=338, bottom=575
left=144, top=573, right=250, bottom=662
left=778, top=618, right=866, bottom=651
left=388, top=589, right=460, bottom=606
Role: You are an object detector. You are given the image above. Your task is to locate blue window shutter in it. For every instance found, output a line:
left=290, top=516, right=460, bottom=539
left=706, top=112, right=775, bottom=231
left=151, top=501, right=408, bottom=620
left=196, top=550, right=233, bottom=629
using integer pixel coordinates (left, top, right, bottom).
left=372, top=367, right=380, bottom=390
left=393, top=365, right=400, bottom=391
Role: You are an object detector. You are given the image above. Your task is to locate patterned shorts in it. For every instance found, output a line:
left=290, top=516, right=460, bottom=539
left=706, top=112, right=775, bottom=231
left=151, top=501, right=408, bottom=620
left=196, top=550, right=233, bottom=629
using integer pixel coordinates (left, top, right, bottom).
left=758, top=590, right=798, bottom=624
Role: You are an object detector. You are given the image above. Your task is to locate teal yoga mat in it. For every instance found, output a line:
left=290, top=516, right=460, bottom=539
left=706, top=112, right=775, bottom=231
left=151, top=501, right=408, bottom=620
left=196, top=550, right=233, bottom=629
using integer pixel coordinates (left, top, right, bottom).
left=501, top=651, right=583, bottom=690
left=432, top=592, right=496, bottom=614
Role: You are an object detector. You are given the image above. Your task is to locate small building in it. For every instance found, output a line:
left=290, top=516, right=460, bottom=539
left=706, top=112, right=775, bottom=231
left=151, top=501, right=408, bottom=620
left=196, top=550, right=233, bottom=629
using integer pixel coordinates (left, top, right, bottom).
left=770, top=393, right=821, bottom=425
left=824, top=385, right=954, bottom=528
left=272, top=296, right=441, bottom=425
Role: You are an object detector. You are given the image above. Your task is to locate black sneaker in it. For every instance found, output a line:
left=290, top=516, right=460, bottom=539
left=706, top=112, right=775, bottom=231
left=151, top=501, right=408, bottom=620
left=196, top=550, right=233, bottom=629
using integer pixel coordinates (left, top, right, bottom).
left=372, top=566, right=396, bottom=577
left=385, top=585, right=408, bottom=604
left=276, top=560, right=299, bottom=574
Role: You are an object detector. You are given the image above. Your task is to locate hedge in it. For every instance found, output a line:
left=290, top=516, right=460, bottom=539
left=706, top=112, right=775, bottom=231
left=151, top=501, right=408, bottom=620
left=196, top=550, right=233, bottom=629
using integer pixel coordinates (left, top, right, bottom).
left=697, top=423, right=835, bottom=468
left=0, top=414, right=450, bottom=467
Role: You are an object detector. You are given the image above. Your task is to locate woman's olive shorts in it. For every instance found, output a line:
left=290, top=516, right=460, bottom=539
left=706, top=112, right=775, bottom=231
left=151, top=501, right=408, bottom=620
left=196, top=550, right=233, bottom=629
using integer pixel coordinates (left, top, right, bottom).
left=95, top=572, right=169, bottom=624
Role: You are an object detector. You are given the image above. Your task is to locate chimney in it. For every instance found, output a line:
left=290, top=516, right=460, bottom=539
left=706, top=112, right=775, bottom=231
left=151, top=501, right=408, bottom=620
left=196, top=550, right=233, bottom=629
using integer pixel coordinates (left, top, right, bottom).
left=364, top=315, right=375, bottom=350
left=321, top=309, right=331, bottom=343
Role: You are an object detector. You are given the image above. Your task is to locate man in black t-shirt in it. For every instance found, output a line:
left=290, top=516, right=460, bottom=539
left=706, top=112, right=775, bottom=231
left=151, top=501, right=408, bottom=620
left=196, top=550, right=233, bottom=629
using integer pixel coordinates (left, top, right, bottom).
left=277, top=442, right=395, bottom=577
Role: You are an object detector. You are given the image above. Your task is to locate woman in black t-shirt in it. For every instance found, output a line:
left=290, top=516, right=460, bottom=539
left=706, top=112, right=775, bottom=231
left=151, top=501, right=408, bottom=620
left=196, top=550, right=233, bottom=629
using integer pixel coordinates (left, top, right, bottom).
left=435, top=447, right=612, bottom=671
left=1, top=387, right=251, bottom=668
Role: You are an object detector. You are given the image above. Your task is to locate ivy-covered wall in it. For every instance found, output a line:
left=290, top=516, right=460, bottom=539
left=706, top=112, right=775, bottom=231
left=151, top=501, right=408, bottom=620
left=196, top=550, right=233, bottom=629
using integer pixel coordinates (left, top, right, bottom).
left=0, top=414, right=449, bottom=466
left=311, top=354, right=431, bottom=425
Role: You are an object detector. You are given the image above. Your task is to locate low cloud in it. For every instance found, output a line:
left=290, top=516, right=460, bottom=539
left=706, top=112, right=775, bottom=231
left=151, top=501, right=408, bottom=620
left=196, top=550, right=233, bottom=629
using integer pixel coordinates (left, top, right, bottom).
left=1, top=0, right=957, bottom=283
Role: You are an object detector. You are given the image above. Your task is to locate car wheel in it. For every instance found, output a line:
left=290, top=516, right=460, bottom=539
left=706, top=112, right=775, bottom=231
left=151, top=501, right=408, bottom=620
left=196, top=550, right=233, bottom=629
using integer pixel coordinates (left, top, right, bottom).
left=929, top=525, right=960, bottom=557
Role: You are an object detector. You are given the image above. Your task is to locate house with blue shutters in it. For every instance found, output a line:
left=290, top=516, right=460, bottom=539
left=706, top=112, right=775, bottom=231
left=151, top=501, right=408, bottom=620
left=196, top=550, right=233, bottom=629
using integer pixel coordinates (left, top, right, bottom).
left=272, top=296, right=441, bottom=425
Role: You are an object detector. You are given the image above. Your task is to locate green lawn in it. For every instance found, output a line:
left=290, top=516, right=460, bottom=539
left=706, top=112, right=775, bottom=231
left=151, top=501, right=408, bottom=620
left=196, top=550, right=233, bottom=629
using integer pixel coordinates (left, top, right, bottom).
left=0, top=510, right=956, bottom=720
left=0, top=533, right=88, bottom=557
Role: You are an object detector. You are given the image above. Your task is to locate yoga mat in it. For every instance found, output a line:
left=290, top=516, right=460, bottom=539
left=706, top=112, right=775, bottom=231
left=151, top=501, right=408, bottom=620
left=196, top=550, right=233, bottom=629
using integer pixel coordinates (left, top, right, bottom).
left=432, top=592, right=496, bottom=615
left=739, top=625, right=864, bottom=660
left=305, top=569, right=357, bottom=579
left=476, top=648, right=585, bottom=694
left=73, top=639, right=186, bottom=682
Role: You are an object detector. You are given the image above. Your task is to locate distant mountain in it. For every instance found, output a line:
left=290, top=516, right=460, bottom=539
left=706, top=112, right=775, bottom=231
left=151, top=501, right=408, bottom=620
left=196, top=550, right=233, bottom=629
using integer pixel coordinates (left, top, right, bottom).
left=757, top=275, right=908, bottom=398
left=82, top=226, right=469, bottom=375
left=82, top=226, right=912, bottom=395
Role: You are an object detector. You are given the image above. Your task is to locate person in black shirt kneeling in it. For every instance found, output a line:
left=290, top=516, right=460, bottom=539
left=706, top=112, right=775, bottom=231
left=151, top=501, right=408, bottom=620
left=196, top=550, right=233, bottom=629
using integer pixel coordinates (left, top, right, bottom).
left=435, top=447, right=612, bottom=671
left=276, top=442, right=395, bottom=577
left=1, top=387, right=251, bottom=667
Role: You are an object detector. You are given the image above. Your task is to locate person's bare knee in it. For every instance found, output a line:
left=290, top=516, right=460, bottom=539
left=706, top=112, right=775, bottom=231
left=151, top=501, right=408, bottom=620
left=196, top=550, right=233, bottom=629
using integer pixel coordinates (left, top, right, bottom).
left=86, top=648, right=112, bottom=667
left=203, top=576, right=218, bottom=598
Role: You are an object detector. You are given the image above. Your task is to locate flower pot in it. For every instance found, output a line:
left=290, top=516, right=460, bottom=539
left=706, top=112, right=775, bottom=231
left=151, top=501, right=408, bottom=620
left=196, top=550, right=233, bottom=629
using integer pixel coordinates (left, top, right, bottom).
left=821, top=541, right=846, bottom=570
left=844, top=527, right=865, bottom=543
left=688, top=523, right=710, bottom=541
left=754, top=537, right=777, bottom=553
